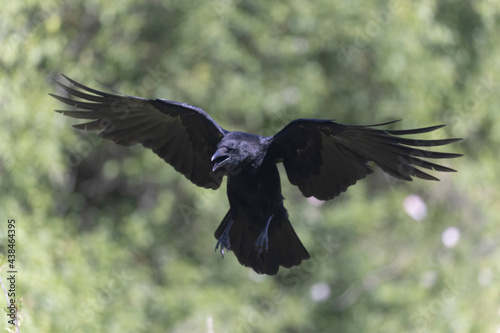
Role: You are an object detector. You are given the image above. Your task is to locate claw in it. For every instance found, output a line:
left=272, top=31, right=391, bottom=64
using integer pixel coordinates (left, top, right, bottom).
left=255, top=214, right=273, bottom=254
left=215, top=218, right=234, bottom=258
left=255, top=234, right=268, bottom=254
left=215, top=232, right=231, bottom=258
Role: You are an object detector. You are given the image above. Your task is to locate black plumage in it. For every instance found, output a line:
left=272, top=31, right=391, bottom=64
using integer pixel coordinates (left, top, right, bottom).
left=52, top=75, right=462, bottom=275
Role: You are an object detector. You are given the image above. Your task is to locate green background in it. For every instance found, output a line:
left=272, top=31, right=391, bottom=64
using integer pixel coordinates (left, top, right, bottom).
left=1, top=0, right=499, bottom=332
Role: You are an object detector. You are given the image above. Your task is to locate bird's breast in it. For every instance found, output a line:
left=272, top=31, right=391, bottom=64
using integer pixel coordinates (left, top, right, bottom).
left=227, top=164, right=282, bottom=207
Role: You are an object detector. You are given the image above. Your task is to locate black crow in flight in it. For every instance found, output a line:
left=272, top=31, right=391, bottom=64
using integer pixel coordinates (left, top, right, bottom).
left=51, top=75, right=462, bottom=275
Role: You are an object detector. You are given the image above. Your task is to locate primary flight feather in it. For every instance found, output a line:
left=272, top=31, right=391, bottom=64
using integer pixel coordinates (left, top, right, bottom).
left=52, top=75, right=462, bottom=275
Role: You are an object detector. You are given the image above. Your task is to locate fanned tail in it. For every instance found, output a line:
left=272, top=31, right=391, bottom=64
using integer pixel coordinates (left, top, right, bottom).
left=215, top=208, right=310, bottom=275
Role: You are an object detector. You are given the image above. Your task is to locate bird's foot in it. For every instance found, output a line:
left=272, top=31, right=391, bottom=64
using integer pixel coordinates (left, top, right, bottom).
left=255, top=214, right=273, bottom=254
left=215, top=233, right=231, bottom=258
left=255, top=232, right=269, bottom=255
left=215, top=218, right=233, bottom=258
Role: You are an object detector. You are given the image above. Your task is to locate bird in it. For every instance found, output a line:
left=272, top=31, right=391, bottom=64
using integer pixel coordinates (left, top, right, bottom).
left=51, top=75, right=462, bottom=275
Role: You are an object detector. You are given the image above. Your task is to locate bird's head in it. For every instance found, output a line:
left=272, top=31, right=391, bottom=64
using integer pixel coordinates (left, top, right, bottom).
left=211, top=132, right=269, bottom=175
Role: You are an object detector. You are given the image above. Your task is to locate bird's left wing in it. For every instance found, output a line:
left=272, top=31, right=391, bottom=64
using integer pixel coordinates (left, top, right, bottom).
left=51, top=75, right=227, bottom=189
left=269, top=119, right=462, bottom=201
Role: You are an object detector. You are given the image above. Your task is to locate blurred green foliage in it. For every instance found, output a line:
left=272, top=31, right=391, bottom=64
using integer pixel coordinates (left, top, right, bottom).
left=1, top=0, right=499, bottom=332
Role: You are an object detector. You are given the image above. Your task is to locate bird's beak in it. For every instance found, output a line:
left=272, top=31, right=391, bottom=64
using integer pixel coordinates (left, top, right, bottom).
left=211, top=150, right=230, bottom=172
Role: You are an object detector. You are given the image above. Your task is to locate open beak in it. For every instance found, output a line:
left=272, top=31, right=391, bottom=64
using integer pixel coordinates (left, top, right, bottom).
left=211, top=150, right=230, bottom=172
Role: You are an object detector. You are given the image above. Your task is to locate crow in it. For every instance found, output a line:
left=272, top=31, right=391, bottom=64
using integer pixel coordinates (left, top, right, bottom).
left=51, top=75, right=462, bottom=275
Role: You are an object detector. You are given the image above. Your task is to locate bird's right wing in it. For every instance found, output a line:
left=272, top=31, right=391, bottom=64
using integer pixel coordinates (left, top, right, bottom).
left=269, top=119, right=462, bottom=201
left=51, top=75, right=227, bottom=189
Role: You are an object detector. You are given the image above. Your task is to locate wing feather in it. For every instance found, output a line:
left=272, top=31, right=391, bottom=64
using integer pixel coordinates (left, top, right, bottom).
left=270, top=119, right=462, bottom=200
left=52, top=75, right=227, bottom=189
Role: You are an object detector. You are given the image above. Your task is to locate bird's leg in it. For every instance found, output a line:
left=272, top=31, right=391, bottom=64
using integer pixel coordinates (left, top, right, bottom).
left=215, top=218, right=234, bottom=258
left=255, top=214, right=274, bottom=254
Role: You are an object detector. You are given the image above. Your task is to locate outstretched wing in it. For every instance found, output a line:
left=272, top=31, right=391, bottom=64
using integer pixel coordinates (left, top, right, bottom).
left=51, top=75, right=227, bottom=189
left=270, top=119, right=462, bottom=200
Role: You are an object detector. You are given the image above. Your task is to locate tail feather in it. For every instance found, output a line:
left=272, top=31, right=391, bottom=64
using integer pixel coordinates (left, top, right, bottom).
left=214, top=209, right=310, bottom=275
